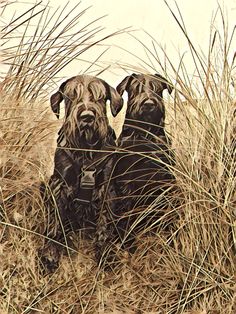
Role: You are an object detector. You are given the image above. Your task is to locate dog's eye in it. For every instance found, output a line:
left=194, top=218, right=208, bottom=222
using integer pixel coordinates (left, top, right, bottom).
left=156, top=90, right=164, bottom=100
left=149, top=81, right=156, bottom=92
left=133, top=82, right=145, bottom=94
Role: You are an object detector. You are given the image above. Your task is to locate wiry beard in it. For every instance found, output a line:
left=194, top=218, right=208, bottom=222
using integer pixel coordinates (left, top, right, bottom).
left=79, top=126, right=98, bottom=147
left=63, top=112, right=109, bottom=148
left=127, top=98, right=164, bottom=125
left=126, top=103, right=153, bottom=123
left=62, top=99, right=110, bottom=148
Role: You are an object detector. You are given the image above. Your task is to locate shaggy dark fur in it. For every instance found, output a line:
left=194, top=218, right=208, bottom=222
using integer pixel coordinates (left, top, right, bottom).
left=40, top=75, right=123, bottom=271
left=112, top=73, right=175, bottom=251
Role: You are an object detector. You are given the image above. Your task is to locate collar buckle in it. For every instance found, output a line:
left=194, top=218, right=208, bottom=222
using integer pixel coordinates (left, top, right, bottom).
left=80, top=168, right=96, bottom=189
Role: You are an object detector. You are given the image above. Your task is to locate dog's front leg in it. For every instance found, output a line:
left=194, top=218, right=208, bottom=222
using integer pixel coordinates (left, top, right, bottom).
left=47, top=148, right=77, bottom=238
left=94, top=186, right=111, bottom=263
left=40, top=149, right=76, bottom=273
left=40, top=175, right=74, bottom=274
left=94, top=156, right=117, bottom=265
left=112, top=153, right=140, bottom=254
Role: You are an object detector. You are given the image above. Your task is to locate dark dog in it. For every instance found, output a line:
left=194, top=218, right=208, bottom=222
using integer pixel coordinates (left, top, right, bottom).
left=112, top=73, right=175, bottom=251
left=40, top=75, right=123, bottom=271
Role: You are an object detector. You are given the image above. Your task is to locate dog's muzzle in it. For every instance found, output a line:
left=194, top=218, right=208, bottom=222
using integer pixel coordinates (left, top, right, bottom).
left=140, top=100, right=156, bottom=113
left=79, top=110, right=95, bottom=126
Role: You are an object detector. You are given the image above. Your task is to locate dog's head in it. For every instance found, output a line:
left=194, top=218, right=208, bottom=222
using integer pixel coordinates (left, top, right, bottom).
left=116, top=73, right=172, bottom=127
left=50, top=75, right=123, bottom=147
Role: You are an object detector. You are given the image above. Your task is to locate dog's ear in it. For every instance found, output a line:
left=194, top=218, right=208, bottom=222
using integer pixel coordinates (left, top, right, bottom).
left=116, top=74, right=136, bottom=96
left=154, top=73, right=173, bottom=94
left=50, top=80, right=69, bottom=119
left=50, top=91, right=63, bottom=119
left=103, top=82, right=124, bottom=117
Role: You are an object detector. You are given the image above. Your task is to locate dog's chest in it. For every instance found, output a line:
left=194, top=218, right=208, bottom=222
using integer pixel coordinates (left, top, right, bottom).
left=65, top=151, right=113, bottom=228
left=115, top=134, right=171, bottom=195
left=73, top=152, right=107, bottom=189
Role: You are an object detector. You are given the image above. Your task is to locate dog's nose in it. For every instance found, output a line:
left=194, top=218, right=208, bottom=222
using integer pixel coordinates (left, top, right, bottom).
left=141, top=102, right=156, bottom=112
left=79, top=110, right=95, bottom=123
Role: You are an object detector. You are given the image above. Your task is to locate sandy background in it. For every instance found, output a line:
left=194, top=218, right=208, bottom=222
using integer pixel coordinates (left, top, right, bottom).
left=1, top=0, right=236, bottom=86
left=1, top=0, right=236, bottom=131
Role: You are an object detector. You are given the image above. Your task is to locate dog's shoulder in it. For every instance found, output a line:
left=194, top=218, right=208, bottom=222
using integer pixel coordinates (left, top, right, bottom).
left=106, top=125, right=118, bottom=146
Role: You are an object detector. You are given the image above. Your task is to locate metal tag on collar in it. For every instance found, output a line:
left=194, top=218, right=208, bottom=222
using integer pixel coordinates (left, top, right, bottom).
left=80, top=168, right=96, bottom=189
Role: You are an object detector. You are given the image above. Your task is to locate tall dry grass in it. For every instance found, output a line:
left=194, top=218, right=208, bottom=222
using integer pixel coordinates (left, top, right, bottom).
left=0, top=1, right=235, bottom=313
